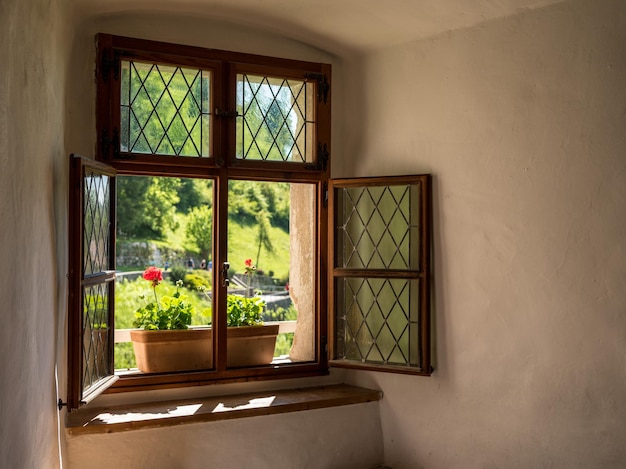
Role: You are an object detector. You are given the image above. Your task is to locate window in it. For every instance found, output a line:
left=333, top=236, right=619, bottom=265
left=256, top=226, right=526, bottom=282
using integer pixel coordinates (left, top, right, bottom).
left=329, top=176, right=432, bottom=375
left=65, top=34, right=430, bottom=412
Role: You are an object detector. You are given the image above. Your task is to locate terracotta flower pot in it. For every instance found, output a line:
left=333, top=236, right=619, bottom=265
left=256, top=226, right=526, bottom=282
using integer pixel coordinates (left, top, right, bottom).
left=226, top=324, right=280, bottom=368
left=130, top=325, right=279, bottom=372
left=130, top=328, right=213, bottom=373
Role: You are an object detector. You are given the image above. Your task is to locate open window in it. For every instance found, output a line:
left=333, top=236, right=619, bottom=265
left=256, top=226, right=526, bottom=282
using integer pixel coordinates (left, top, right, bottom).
left=329, top=176, right=432, bottom=375
left=65, top=34, right=431, bottom=412
left=67, top=156, right=118, bottom=410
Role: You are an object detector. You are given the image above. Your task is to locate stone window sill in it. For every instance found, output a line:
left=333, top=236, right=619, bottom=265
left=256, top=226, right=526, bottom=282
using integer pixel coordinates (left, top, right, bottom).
left=66, top=384, right=382, bottom=436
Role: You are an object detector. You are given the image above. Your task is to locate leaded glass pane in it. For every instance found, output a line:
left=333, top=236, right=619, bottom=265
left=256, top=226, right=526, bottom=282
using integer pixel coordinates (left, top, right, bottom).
left=236, top=74, right=315, bottom=162
left=83, top=170, right=111, bottom=276
left=335, top=277, right=419, bottom=366
left=335, top=183, right=421, bottom=270
left=120, top=60, right=212, bottom=157
left=83, top=283, right=111, bottom=393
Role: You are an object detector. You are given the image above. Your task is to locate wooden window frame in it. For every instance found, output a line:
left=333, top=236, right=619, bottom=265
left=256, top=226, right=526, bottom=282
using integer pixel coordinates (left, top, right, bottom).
left=65, top=35, right=331, bottom=410
left=66, top=34, right=432, bottom=413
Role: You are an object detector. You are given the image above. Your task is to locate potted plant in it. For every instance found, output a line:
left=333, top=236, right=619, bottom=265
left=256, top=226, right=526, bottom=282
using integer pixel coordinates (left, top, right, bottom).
left=225, top=292, right=279, bottom=367
left=130, top=266, right=212, bottom=373
left=202, top=259, right=279, bottom=367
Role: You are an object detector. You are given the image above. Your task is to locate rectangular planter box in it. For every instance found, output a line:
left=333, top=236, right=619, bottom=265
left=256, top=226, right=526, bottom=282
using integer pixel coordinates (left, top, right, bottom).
left=130, top=325, right=279, bottom=373
left=130, top=328, right=213, bottom=373
left=226, top=324, right=280, bottom=368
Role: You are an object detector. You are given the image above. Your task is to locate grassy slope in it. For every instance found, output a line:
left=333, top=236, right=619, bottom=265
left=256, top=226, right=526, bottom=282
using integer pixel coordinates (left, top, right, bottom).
left=163, top=212, right=290, bottom=280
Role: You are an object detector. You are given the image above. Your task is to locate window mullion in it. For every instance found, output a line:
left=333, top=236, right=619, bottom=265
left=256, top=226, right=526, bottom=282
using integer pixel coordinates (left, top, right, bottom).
left=213, top=168, right=229, bottom=371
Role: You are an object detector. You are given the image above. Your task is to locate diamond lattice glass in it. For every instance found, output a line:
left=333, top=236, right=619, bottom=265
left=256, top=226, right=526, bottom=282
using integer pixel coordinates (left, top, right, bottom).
left=82, top=283, right=111, bottom=391
left=336, top=184, right=421, bottom=270
left=236, top=74, right=314, bottom=162
left=121, top=60, right=211, bottom=157
left=336, top=277, right=419, bottom=366
left=83, top=170, right=111, bottom=276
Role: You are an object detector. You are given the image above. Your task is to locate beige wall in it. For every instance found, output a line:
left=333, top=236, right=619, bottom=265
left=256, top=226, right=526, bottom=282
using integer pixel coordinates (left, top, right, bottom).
left=2, top=0, right=625, bottom=468
left=67, top=402, right=382, bottom=469
left=0, top=0, right=71, bottom=468
left=344, top=0, right=626, bottom=468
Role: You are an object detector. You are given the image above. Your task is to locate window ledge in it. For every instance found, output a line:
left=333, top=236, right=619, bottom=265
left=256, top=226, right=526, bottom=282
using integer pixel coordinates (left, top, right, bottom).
left=66, top=384, right=382, bottom=436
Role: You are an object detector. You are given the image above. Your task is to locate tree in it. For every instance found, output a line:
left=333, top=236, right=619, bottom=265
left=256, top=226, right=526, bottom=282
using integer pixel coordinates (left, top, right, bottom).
left=186, top=205, right=213, bottom=262
left=254, top=209, right=274, bottom=267
left=176, top=178, right=212, bottom=214
left=117, top=176, right=181, bottom=239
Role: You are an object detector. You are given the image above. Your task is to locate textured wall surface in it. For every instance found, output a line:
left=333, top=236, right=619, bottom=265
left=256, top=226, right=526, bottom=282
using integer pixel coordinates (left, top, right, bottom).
left=0, top=0, right=69, bottom=468
left=344, top=0, right=626, bottom=468
left=2, top=0, right=625, bottom=468
left=67, top=403, right=383, bottom=469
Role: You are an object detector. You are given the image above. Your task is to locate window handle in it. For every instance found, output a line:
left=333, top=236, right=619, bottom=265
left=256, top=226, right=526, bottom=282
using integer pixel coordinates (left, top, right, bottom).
left=221, top=261, right=230, bottom=287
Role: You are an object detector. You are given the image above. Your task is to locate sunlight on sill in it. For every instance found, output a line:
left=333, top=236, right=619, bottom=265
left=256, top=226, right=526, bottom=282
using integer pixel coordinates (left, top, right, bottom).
left=93, top=396, right=277, bottom=425
left=66, top=384, right=382, bottom=436
left=94, top=404, right=204, bottom=424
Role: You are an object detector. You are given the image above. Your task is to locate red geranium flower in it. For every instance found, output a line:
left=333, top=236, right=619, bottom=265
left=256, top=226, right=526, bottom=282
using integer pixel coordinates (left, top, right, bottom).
left=243, top=258, right=256, bottom=276
left=142, top=266, right=163, bottom=287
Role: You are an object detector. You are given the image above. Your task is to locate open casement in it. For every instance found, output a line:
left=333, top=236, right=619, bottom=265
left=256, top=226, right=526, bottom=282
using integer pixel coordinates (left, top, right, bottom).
left=329, top=175, right=432, bottom=375
left=67, top=154, right=118, bottom=411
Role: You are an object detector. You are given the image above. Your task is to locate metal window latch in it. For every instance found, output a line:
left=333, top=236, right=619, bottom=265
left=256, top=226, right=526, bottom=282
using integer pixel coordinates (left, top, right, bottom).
left=214, top=108, right=239, bottom=118
left=221, top=261, right=230, bottom=287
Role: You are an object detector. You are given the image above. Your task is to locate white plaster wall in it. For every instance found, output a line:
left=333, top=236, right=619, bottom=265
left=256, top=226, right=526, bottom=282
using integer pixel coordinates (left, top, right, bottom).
left=5, top=0, right=624, bottom=467
left=343, top=0, right=626, bottom=468
left=67, top=402, right=383, bottom=469
left=0, top=0, right=71, bottom=468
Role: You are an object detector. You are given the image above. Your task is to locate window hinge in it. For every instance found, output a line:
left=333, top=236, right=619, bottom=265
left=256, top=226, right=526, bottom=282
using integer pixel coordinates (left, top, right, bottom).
left=101, top=50, right=121, bottom=82
left=304, top=73, right=330, bottom=104
left=304, top=142, right=329, bottom=172
left=58, top=398, right=86, bottom=412
left=101, top=49, right=135, bottom=82
left=323, top=182, right=328, bottom=208
left=101, top=128, right=120, bottom=160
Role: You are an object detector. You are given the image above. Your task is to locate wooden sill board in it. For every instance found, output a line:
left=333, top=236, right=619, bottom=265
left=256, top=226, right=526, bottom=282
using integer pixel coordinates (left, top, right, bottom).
left=66, top=384, right=382, bottom=436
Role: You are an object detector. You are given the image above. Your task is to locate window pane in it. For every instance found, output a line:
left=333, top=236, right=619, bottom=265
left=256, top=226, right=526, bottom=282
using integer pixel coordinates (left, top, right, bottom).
left=335, top=277, right=420, bottom=366
left=335, top=183, right=421, bottom=270
left=120, top=60, right=212, bottom=157
left=227, top=180, right=316, bottom=365
left=83, top=170, right=112, bottom=276
left=236, top=74, right=315, bottom=163
left=114, top=176, right=215, bottom=372
left=83, top=283, right=112, bottom=392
